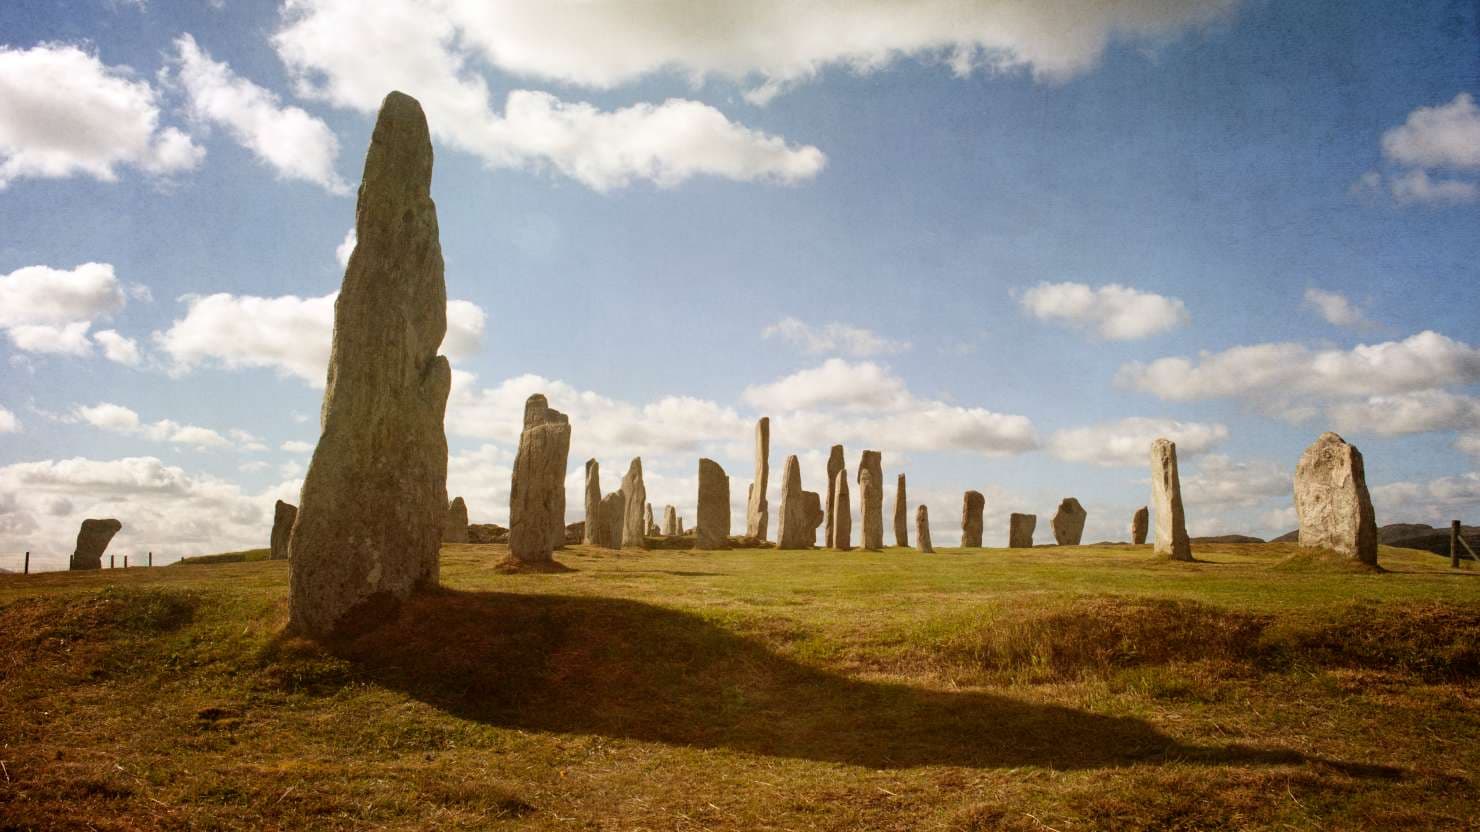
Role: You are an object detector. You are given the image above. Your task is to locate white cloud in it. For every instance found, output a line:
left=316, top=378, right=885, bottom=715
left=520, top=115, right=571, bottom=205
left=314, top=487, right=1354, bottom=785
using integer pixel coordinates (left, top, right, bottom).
left=1018, top=281, right=1188, bottom=340
left=154, top=291, right=485, bottom=385
left=335, top=227, right=356, bottom=267
left=761, top=317, right=910, bottom=357
left=1387, top=169, right=1478, bottom=205
left=1303, top=288, right=1370, bottom=328
left=1370, top=472, right=1480, bottom=526
left=167, top=34, right=348, bottom=193
left=70, top=402, right=233, bottom=450
left=0, top=263, right=139, bottom=359
left=0, top=43, right=203, bottom=187
left=1382, top=93, right=1480, bottom=171
left=1459, top=433, right=1480, bottom=459
left=0, top=406, right=19, bottom=433
left=1046, top=417, right=1229, bottom=467
left=272, top=0, right=826, bottom=191
left=1327, top=389, right=1480, bottom=437
left=5, top=322, right=95, bottom=356
left=93, top=329, right=142, bottom=366
left=1180, top=454, right=1289, bottom=507
left=742, top=359, right=911, bottom=411
left=281, top=440, right=314, bottom=453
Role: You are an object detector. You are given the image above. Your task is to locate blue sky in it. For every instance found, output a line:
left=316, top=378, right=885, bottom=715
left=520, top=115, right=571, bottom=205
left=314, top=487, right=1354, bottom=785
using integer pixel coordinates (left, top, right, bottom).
left=2, top=0, right=1478, bottom=568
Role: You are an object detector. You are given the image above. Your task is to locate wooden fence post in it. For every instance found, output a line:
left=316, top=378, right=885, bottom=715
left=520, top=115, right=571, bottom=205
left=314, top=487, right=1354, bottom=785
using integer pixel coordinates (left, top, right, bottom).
left=109, top=555, right=115, bottom=569
left=124, top=555, right=129, bottom=569
left=148, top=551, right=153, bottom=567
left=23, top=551, right=29, bottom=575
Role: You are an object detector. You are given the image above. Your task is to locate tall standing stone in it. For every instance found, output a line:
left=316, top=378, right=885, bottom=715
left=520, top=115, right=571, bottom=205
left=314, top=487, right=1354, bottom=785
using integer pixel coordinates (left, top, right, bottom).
left=803, top=491, right=824, bottom=544
left=271, top=501, right=297, bottom=560
left=746, top=417, right=770, bottom=540
left=583, top=459, right=601, bottom=545
left=916, top=506, right=934, bottom=553
left=509, top=394, right=571, bottom=566
left=961, top=491, right=985, bottom=547
left=622, top=459, right=648, bottom=548
left=288, top=92, right=450, bottom=637
left=71, top=518, right=122, bottom=570
left=696, top=458, right=731, bottom=550
left=1131, top=506, right=1149, bottom=545
left=443, top=497, right=468, bottom=544
left=831, top=469, right=852, bottom=550
left=1009, top=513, right=1036, bottom=548
left=662, top=505, right=679, bottom=536
left=1051, top=498, right=1087, bottom=546
left=777, top=455, right=814, bottom=549
left=857, top=451, right=884, bottom=550
left=824, top=444, right=845, bottom=547
left=1150, top=438, right=1193, bottom=561
left=598, top=490, right=625, bottom=550
left=1294, top=432, right=1378, bottom=565
left=645, top=503, right=657, bottom=536
left=893, top=474, right=908, bottom=548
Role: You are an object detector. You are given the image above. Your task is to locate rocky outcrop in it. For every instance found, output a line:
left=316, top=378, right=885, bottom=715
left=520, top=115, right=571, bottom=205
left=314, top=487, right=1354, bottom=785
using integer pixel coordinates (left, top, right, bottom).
left=622, top=459, right=648, bottom=548
left=825, top=444, right=844, bottom=547
left=857, top=451, right=884, bottom=550
left=916, top=505, right=934, bottom=553
left=696, top=458, right=730, bottom=550
left=287, top=92, right=450, bottom=637
left=468, top=524, right=507, bottom=544
left=662, top=505, right=679, bottom=536
left=1131, top=506, right=1149, bottom=545
left=746, top=417, right=770, bottom=540
left=893, top=474, right=908, bottom=548
left=1009, top=513, right=1036, bottom=548
left=583, top=459, right=601, bottom=545
left=508, top=394, right=571, bottom=566
left=71, top=518, right=122, bottom=570
left=961, top=491, right=985, bottom=547
left=777, top=454, right=813, bottom=549
left=1295, top=432, right=1378, bottom=565
left=831, top=469, right=852, bottom=550
left=1150, top=438, right=1192, bottom=561
left=599, top=491, right=625, bottom=550
left=443, top=497, right=469, bottom=544
left=271, top=501, right=297, bottom=560
left=1051, top=498, right=1087, bottom=546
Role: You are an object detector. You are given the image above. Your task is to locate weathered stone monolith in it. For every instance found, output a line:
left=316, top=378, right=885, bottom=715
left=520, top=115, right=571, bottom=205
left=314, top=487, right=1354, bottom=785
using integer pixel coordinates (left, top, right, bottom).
left=518, top=396, right=570, bottom=552
left=1150, top=438, right=1193, bottom=561
left=443, top=497, right=468, bottom=544
left=509, top=394, right=571, bottom=565
left=916, top=506, right=934, bottom=553
left=287, top=92, right=450, bottom=637
left=824, top=444, right=844, bottom=547
left=270, top=501, right=297, bottom=560
left=803, top=491, right=824, bottom=544
left=857, top=451, right=883, bottom=550
left=961, top=491, right=985, bottom=547
left=71, top=518, right=122, bottom=570
left=1131, top=506, right=1149, bottom=545
left=893, top=474, right=908, bottom=548
left=583, top=459, right=601, bottom=544
left=662, top=505, right=679, bottom=536
left=746, top=417, right=770, bottom=540
left=1051, top=497, right=1087, bottom=546
left=831, top=469, right=852, bottom=550
left=696, top=458, right=730, bottom=550
left=645, top=502, right=658, bottom=536
left=622, top=459, right=648, bottom=548
left=1294, top=432, right=1378, bottom=565
left=1009, top=513, right=1036, bottom=548
left=777, top=455, right=813, bottom=549
left=598, top=490, right=625, bottom=550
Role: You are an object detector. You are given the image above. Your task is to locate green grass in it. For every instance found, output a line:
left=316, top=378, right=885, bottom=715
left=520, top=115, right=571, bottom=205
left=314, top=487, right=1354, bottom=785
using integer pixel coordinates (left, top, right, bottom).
left=172, top=547, right=272, bottom=566
left=2, top=541, right=1477, bottom=830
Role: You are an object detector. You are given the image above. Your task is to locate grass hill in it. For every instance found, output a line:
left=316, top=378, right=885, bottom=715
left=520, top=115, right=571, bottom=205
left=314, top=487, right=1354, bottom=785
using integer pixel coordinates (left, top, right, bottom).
left=2, top=541, right=1478, bottom=829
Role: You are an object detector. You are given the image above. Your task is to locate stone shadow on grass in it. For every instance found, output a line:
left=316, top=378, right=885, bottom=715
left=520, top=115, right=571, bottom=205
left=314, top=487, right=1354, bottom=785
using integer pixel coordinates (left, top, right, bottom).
left=323, top=588, right=1397, bottom=775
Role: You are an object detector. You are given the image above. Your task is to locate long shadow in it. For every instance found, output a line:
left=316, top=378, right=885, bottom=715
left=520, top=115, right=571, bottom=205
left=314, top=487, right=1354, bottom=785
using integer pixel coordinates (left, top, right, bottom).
left=321, top=588, right=1396, bottom=774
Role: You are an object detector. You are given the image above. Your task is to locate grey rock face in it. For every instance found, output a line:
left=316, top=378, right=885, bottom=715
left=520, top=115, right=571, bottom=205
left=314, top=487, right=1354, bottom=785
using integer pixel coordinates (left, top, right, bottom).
left=696, top=458, right=730, bottom=550
left=509, top=394, right=571, bottom=565
left=1295, top=432, right=1378, bottom=565
left=1051, top=498, right=1087, bottom=546
left=830, top=469, right=852, bottom=550
left=662, top=505, right=679, bottom=536
left=1009, top=513, right=1036, bottom=548
left=776, top=455, right=813, bottom=549
left=583, top=459, right=601, bottom=545
left=824, top=444, right=844, bottom=547
left=893, top=474, right=908, bottom=548
left=916, top=505, right=934, bottom=553
left=598, top=490, right=625, bottom=550
left=961, top=491, right=985, bottom=547
left=287, top=92, right=450, bottom=637
left=746, top=417, right=770, bottom=540
left=271, top=501, right=297, bottom=560
left=857, top=450, right=884, bottom=550
left=443, top=497, right=468, bottom=544
left=1150, top=438, right=1193, bottom=561
left=1131, top=506, right=1149, bottom=545
left=621, top=459, right=648, bottom=548
left=71, top=518, right=122, bottom=570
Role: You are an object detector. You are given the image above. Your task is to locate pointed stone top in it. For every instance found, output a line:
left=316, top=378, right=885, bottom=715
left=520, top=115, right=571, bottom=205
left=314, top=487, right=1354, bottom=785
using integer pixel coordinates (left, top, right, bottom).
left=523, top=393, right=567, bottom=428
left=361, top=91, right=433, bottom=203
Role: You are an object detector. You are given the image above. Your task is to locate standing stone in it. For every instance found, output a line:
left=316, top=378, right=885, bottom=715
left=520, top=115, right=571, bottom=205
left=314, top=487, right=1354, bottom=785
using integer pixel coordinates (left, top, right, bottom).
left=288, top=92, right=450, bottom=637
left=1009, top=513, right=1036, bottom=548
left=662, top=505, right=679, bottom=536
left=1051, top=498, right=1087, bottom=546
left=803, top=491, right=824, bottom=545
left=696, top=458, right=731, bottom=550
left=645, top=503, right=658, bottom=536
left=1150, top=438, right=1193, bottom=561
left=961, top=491, right=985, bottom=547
left=830, top=469, right=852, bottom=550
left=270, top=501, right=298, bottom=560
left=777, top=455, right=812, bottom=549
left=71, top=518, right=122, bottom=570
left=622, top=459, right=648, bottom=548
left=443, top=497, right=468, bottom=544
left=916, top=506, right=934, bottom=553
left=1294, top=432, right=1378, bottom=565
left=746, top=417, right=771, bottom=540
left=583, top=459, right=601, bottom=545
left=857, top=451, right=884, bottom=550
left=893, top=474, right=908, bottom=548
left=598, top=490, right=625, bottom=550
left=509, top=394, right=571, bottom=566
left=824, top=444, right=845, bottom=547
left=1131, top=506, right=1149, bottom=545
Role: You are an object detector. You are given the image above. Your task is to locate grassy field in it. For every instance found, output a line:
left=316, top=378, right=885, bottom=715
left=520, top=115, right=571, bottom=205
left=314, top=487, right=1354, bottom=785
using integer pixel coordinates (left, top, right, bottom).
left=2, top=541, right=1478, bottom=830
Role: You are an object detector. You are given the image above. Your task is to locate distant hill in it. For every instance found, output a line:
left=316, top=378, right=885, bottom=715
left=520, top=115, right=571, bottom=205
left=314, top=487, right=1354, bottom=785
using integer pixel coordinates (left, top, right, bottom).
left=1272, top=524, right=1478, bottom=558
left=1192, top=535, right=1265, bottom=544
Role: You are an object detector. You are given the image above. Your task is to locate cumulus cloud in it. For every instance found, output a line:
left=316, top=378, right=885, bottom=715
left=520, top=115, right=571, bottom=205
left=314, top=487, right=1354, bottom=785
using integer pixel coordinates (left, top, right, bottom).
left=1327, top=390, right=1480, bottom=437
left=1018, top=282, right=1189, bottom=340
left=761, top=318, right=909, bottom=357
left=93, top=329, right=142, bottom=366
left=1180, top=454, right=1290, bottom=507
left=281, top=440, right=314, bottom=453
left=1370, top=471, right=1480, bottom=526
left=1046, top=417, right=1229, bottom=467
left=1363, top=93, right=1480, bottom=206
left=741, top=359, right=912, bottom=411
left=1303, top=288, right=1370, bottom=328
left=0, top=405, right=19, bottom=433
left=1387, top=169, right=1478, bottom=205
left=154, top=291, right=486, bottom=385
left=335, top=227, right=356, bottom=267
left=0, top=43, right=203, bottom=187
left=0, top=262, right=137, bottom=358
left=167, top=34, right=348, bottom=193
left=69, top=402, right=234, bottom=450
left=273, top=0, right=826, bottom=191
